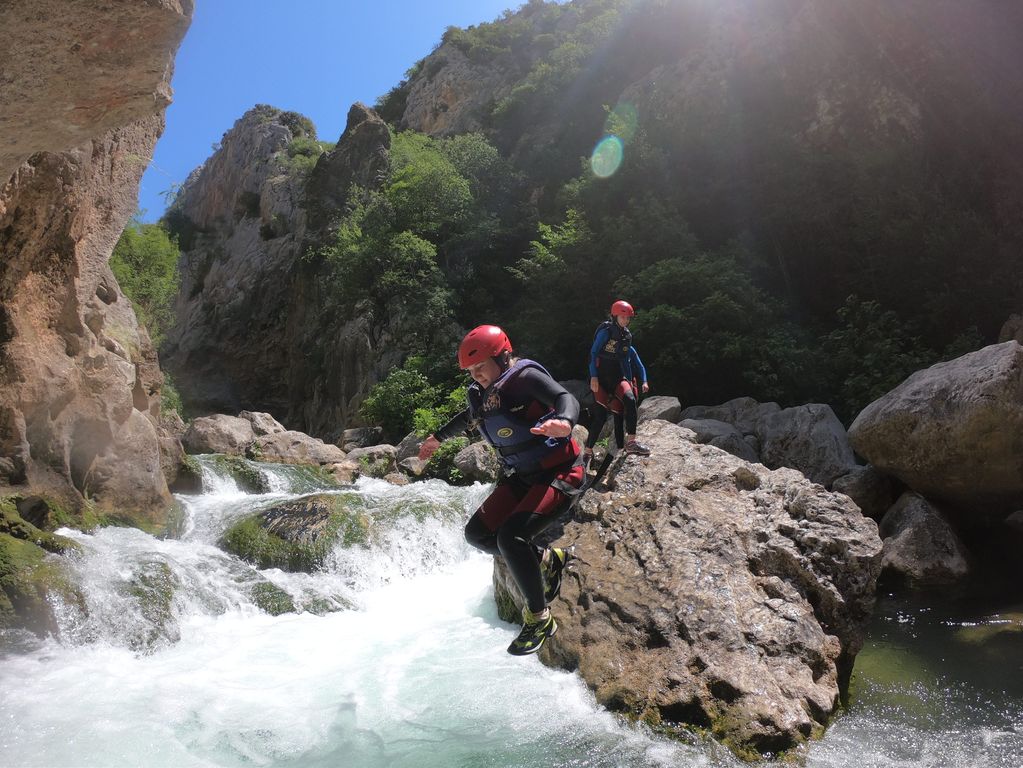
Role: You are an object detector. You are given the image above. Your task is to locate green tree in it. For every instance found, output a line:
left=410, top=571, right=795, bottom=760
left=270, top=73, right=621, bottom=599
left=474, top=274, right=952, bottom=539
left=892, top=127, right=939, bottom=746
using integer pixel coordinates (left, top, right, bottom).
left=109, top=217, right=181, bottom=344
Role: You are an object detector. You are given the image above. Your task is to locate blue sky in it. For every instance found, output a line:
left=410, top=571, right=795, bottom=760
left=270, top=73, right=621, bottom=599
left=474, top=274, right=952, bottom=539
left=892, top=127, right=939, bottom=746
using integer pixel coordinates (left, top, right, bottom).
left=138, top=0, right=538, bottom=222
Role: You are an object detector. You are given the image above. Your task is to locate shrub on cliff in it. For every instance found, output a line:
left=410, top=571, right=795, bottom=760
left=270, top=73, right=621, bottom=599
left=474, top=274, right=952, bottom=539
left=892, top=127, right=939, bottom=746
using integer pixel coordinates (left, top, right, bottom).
left=110, top=217, right=181, bottom=344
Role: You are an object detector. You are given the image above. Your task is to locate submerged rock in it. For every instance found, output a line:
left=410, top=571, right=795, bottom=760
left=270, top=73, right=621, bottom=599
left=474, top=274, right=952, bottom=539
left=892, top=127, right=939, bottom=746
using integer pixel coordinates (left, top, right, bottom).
left=495, top=420, right=882, bottom=758
left=220, top=493, right=369, bottom=572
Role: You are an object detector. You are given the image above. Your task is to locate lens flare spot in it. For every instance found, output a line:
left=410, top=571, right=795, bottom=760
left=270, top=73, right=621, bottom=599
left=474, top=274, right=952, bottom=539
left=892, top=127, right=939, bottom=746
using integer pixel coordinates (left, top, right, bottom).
left=590, top=136, right=624, bottom=178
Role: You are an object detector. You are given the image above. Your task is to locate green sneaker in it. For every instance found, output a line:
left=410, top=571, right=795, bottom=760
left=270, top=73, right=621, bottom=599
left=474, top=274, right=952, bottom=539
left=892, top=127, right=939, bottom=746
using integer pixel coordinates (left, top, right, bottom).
left=542, top=547, right=573, bottom=603
left=507, top=608, right=557, bottom=656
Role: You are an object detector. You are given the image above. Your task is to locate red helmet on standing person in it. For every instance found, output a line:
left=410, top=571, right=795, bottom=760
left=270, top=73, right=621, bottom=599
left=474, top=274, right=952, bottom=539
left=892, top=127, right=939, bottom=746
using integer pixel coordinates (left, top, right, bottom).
left=610, top=300, right=635, bottom=318
left=458, top=325, right=512, bottom=369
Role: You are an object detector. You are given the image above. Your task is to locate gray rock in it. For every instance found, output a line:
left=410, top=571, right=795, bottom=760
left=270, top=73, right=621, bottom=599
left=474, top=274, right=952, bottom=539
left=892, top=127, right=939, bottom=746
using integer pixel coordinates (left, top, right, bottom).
left=494, top=419, right=882, bottom=756
left=878, top=492, right=971, bottom=586
left=341, top=426, right=384, bottom=451
left=679, top=418, right=758, bottom=462
left=638, top=395, right=682, bottom=423
left=395, top=431, right=423, bottom=464
left=398, top=456, right=428, bottom=477
left=250, top=430, right=346, bottom=466
left=708, top=432, right=760, bottom=463
left=680, top=396, right=782, bottom=436
left=240, top=411, right=287, bottom=437
left=849, top=341, right=1023, bottom=509
left=755, top=404, right=857, bottom=487
left=831, top=465, right=896, bottom=520
left=453, top=441, right=500, bottom=483
left=345, top=444, right=397, bottom=476
left=679, top=418, right=740, bottom=443
left=182, top=415, right=255, bottom=455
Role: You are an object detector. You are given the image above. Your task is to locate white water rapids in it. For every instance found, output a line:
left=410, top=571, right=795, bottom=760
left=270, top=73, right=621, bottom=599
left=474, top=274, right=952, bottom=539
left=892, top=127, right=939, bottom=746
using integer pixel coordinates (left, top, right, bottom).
left=1, top=458, right=1021, bottom=767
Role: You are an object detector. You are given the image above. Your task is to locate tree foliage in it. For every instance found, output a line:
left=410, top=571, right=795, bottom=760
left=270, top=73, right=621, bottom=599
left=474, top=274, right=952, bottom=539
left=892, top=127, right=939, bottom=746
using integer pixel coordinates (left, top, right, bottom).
left=109, top=218, right=181, bottom=344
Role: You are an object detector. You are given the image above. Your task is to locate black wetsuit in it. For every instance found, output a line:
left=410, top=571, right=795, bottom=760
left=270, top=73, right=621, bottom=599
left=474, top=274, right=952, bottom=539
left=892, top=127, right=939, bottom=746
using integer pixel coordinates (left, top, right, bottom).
left=436, top=361, right=582, bottom=613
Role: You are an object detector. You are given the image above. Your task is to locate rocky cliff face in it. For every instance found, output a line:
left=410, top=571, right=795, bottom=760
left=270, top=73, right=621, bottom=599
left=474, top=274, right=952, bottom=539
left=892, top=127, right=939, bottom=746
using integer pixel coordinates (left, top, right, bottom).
left=0, top=0, right=192, bottom=525
left=161, top=104, right=399, bottom=441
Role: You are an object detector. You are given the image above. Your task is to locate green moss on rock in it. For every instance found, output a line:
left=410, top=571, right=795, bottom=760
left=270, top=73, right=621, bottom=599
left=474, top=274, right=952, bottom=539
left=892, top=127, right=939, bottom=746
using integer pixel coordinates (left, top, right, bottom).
left=219, top=493, right=369, bottom=572
left=211, top=455, right=271, bottom=493
left=251, top=581, right=297, bottom=615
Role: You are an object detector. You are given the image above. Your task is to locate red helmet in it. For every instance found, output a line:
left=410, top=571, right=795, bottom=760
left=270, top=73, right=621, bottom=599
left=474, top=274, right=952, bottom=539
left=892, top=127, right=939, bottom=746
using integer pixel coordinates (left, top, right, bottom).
left=458, top=325, right=512, bottom=368
left=610, top=300, right=635, bottom=317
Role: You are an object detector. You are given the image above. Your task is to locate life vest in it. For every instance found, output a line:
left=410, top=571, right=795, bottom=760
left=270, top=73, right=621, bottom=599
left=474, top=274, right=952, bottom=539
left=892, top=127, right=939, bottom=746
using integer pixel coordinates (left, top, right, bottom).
left=594, top=320, right=632, bottom=375
left=468, top=359, right=574, bottom=474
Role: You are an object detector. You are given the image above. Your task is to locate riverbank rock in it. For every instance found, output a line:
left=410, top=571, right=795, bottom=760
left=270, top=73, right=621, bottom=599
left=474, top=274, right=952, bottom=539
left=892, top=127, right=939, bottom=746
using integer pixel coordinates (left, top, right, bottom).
left=639, top=395, right=682, bottom=423
left=181, top=415, right=255, bottom=456
left=849, top=342, right=1023, bottom=510
left=249, top=430, right=346, bottom=466
left=453, top=442, right=500, bottom=483
left=219, top=492, right=369, bottom=572
left=755, top=404, right=857, bottom=487
left=679, top=418, right=759, bottom=462
left=681, top=397, right=781, bottom=436
left=831, top=465, right=896, bottom=521
left=495, top=420, right=882, bottom=758
left=878, top=492, right=971, bottom=587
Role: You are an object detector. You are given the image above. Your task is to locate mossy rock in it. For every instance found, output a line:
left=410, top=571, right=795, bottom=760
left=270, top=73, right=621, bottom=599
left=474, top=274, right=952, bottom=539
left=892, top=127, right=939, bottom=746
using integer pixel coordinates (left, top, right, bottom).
left=170, top=454, right=204, bottom=494
left=120, top=559, right=181, bottom=652
left=0, top=532, right=84, bottom=637
left=251, top=581, right=296, bottom=616
left=219, top=493, right=369, bottom=572
left=210, top=455, right=271, bottom=493
left=421, top=437, right=471, bottom=485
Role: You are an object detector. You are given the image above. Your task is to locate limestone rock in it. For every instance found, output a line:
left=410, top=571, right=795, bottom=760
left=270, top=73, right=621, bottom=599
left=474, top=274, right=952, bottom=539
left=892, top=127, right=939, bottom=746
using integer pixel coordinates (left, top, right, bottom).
left=239, top=411, right=287, bottom=437
left=181, top=415, right=255, bottom=456
left=0, top=0, right=192, bottom=527
left=345, top=445, right=398, bottom=476
left=680, top=397, right=781, bottom=436
left=680, top=418, right=759, bottom=462
left=341, top=427, right=384, bottom=452
left=453, top=441, right=500, bottom=483
left=250, top=430, right=346, bottom=466
left=831, top=465, right=896, bottom=520
left=638, top=395, right=682, bottom=423
left=495, top=420, right=882, bottom=757
left=878, top=492, right=971, bottom=586
left=849, top=342, right=1023, bottom=509
left=755, top=404, right=857, bottom=487
left=395, top=431, right=424, bottom=464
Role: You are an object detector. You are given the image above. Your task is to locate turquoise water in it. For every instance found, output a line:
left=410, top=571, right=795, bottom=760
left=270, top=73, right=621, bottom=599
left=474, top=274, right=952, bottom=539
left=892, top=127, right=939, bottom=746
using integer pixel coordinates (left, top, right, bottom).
left=1, top=459, right=1021, bottom=766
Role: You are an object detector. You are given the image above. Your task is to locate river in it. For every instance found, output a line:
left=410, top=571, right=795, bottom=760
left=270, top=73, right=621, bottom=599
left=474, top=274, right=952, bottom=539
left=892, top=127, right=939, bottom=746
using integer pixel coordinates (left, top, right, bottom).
left=1, top=458, right=1020, bottom=767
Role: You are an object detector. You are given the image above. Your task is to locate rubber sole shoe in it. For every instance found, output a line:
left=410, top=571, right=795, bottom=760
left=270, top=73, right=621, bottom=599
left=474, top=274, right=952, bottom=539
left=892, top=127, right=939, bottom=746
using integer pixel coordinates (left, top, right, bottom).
left=624, top=439, right=651, bottom=456
left=542, top=547, right=574, bottom=604
left=507, top=612, right=558, bottom=656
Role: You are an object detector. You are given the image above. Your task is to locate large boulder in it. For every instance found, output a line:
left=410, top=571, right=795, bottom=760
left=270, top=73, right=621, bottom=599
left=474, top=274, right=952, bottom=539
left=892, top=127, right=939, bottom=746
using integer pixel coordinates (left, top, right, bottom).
left=638, top=395, right=682, bottom=423
left=0, top=0, right=192, bottom=527
left=878, top=492, right=971, bottom=586
left=496, top=420, right=882, bottom=758
left=249, top=430, right=346, bottom=466
left=755, top=404, right=857, bottom=487
left=831, top=465, right=896, bottom=520
left=849, top=341, right=1023, bottom=509
left=453, top=441, right=500, bottom=483
left=181, top=415, right=255, bottom=456
left=239, top=411, right=287, bottom=437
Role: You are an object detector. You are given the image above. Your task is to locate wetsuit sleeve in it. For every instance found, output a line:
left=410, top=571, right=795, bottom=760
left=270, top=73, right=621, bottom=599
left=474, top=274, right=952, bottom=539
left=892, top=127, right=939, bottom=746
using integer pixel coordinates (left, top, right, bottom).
left=629, top=347, right=647, bottom=384
left=520, top=368, right=580, bottom=426
left=588, top=328, right=608, bottom=378
left=434, top=408, right=474, bottom=442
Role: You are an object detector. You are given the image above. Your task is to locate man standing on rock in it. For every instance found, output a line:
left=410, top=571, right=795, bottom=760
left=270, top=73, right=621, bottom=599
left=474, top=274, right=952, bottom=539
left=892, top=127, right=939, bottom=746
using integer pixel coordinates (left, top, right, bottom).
left=418, top=324, right=582, bottom=656
left=582, top=299, right=651, bottom=467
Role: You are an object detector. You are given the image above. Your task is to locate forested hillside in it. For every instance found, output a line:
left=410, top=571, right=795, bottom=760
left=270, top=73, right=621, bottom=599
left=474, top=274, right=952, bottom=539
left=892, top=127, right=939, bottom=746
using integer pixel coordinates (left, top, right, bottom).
left=155, top=0, right=1023, bottom=436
